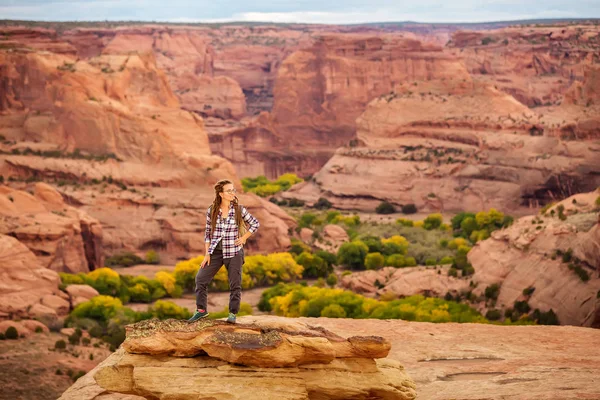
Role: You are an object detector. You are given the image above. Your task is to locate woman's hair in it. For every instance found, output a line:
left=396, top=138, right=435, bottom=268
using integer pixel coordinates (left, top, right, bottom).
left=210, top=179, right=243, bottom=234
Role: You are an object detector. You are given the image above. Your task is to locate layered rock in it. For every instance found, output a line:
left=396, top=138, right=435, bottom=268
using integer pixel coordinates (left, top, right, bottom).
left=0, top=234, right=65, bottom=320
left=469, top=189, right=600, bottom=327
left=0, top=184, right=103, bottom=272
left=341, top=266, right=469, bottom=297
left=59, top=317, right=417, bottom=400
left=0, top=46, right=295, bottom=261
left=448, top=24, right=600, bottom=107
left=270, top=34, right=470, bottom=149
left=284, top=76, right=600, bottom=212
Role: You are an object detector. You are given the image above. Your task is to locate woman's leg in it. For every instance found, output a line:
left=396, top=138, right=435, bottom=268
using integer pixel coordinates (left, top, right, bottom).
left=194, top=249, right=224, bottom=311
left=224, top=248, right=244, bottom=314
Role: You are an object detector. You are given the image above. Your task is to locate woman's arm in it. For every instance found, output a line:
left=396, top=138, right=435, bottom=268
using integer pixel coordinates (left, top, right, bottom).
left=238, top=206, right=259, bottom=244
left=204, top=207, right=212, bottom=254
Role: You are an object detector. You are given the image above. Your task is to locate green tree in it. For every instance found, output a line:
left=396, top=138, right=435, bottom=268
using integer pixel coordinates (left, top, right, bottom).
left=365, top=252, right=385, bottom=270
left=337, top=241, right=369, bottom=270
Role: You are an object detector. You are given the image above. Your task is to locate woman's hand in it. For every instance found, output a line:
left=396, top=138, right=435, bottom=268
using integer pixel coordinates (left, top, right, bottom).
left=201, top=255, right=210, bottom=269
left=234, top=236, right=247, bottom=247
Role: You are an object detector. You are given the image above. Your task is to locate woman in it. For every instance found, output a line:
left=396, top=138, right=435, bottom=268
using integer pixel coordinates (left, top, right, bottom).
left=188, top=179, right=260, bottom=324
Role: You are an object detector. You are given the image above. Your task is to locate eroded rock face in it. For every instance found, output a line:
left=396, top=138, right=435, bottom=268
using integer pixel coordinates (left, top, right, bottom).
left=284, top=76, right=600, bottom=212
left=0, top=234, right=64, bottom=320
left=0, top=184, right=103, bottom=272
left=469, top=190, right=600, bottom=327
left=59, top=317, right=416, bottom=400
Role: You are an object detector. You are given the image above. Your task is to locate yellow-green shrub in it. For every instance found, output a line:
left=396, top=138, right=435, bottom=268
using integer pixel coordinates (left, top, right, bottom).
left=174, top=256, right=204, bottom=290
left=71, top=295, right=123, bottom=322
left=149, top=300, right=192, bottom=320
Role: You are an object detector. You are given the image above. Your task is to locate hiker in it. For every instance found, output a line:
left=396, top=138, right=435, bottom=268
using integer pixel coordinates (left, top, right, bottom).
left=188, top=179, right=260, bottom=324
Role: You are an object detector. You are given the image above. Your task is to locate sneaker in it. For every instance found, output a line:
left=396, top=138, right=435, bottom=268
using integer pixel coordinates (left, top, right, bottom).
left=226, top=313, right=236, bottom=324
left=188, top=309, right=209, bottom=322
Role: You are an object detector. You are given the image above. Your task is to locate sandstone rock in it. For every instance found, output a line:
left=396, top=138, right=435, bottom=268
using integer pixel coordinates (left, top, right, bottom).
left=469, top=191, right=600, bottom=327
left=285, top=79, right=600, bottom=212
left=323, top=224, right=349, bottom=243
left=28, top=303, right=59, bottom=320
left=122, top=318, right=391, bottom=366
left=0, top=321, right=30, bottom=337
left=65, top=285, right=99, bottom=306
left=41, top=294, right=71, bottom=315
left=20, top=319, right=50, bottom=334
left=340, top=266, right=469, bottom=297
left=0, top=235, right=61, bottom=319
left=0, top=186, right=104, bottom=273
left=60, top=317, right=416, bottom=400
left=300, top=227, right=314, bottom=243
left=60, top=328, right=76, bottom=337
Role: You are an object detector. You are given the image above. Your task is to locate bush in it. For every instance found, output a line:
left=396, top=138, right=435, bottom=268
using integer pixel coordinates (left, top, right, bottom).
left=381, top=235, right=409, bottom=255
left=55, top=340, right=67, bottom=349
left=149, top=300, right=192, bottom=320
left=439, top=256, right=454, bottom=264
left=145, top=250, right=160, bottom=265
left=365, top=252, right=385, bottom=270
left=485, top=309, right=502, bottom=321
left=321, top=304, right=347, bottom=318
left=289, top=238, right=311, bottom=255
left=481, top=36, right=494, bottom=45
left=72, top=295, right=124, bottom=323
left=532, top=309, right=559, bottom=325
left=448, top=268, right=458, bottom=277
left=375, top=202, right=396, bottom=214
left=425, top=258, right=437, bottom=266
left=386, top=254, right=405, bottom=268
left=269, top=286, right=486, bottom=323
left=523, top=286, right=535, bottom=296
left=258, top=283, right=304, bottom=312
left=85, top=268, right=122, bottom=296
left=315, top=250, right=337, bottom=268
left=484, top=284, right=500, bottom=300
left=326, top=273, right=338, bottom=287
left=337, top=241, right=369, bottom=270
left=396, top=218, right=414, bottom=227
left=105, top=252, right=143, bottom=267
left=401, top=204, right=417, bottom=214
left=423, top=213, right=443, bottom=230
left=314, top=197, right=333, bottom=210
left=361, top=235, right=383, bottom=253
left=514, top=300, right=531, bottom=314
left=288, top=198, right=305, bottom=207
left=5, top=326, right=18, bottom=340
left=295, top=252, right=331, bottom=278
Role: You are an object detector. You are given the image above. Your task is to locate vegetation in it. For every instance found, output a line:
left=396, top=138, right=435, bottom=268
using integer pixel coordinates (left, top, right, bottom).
left=4, top=326, right=18, bottom=340
left=261, top=284, right=488, bottom=323
left=242, top=173, right=302, bottom=197
left=375, top=201, right=396, bottom=214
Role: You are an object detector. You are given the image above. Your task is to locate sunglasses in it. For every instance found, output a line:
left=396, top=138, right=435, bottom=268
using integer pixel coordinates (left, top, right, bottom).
left=223, top=189, right=237, bottom=194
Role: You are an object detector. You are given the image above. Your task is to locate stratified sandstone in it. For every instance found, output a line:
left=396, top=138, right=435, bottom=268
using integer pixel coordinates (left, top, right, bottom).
left=59, top=317, right=417, bottom=400
left=0, top=234, right=64, bottom=320
left=469, top=189, right=600, bottom=327
left=0, top=184, right=103, bottom=272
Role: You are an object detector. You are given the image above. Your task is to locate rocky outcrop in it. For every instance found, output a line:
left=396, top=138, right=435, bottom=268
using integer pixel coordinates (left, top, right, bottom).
left=341, top=266, right=469, bottom=297
left=59, top=317, right=417, bottom=400
left=0, top=46, right=295, bottom=261
left=270, top=34, right=470, bottom=152
left=284, top=76, right=600, bottom=212
left=469, top=190, right=600, bottom=327
left=0, top=234, right=64, bottom=320
left=0, top=184, right=103, bottom=272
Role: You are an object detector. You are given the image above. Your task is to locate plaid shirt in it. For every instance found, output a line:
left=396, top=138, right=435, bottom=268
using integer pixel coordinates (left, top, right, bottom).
left=204, top=203, right=260, bottom=259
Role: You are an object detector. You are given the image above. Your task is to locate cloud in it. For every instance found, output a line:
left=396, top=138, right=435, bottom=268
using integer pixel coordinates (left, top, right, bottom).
left=0, top=0, right=597, bottom=23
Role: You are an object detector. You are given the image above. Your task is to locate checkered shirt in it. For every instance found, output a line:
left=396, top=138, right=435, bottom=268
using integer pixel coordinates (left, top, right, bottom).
left=204, top=203, right=260, bottom=259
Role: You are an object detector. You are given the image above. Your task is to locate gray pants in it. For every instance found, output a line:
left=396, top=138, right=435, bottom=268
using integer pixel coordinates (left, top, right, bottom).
left=194, top=242, right=244, bottom=314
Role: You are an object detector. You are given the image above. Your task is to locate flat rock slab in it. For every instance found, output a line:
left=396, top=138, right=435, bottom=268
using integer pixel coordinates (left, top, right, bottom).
left=122, top=318, right=391, bottom=367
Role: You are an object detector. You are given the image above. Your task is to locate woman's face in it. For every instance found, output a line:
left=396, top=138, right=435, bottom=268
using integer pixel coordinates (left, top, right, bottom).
left=220, top=183, right=237, bottom=202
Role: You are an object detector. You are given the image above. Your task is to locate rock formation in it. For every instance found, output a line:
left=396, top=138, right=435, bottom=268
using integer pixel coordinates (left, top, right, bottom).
left=0, top=183, right=103, bottom=272
left=469, top=189, right=600, bottom=327
left=59, top=317, right=417, bottom=400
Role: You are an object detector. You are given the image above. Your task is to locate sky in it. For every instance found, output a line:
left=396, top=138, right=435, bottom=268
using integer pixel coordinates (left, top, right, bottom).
left=0, top=0, right=599, bottom=24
